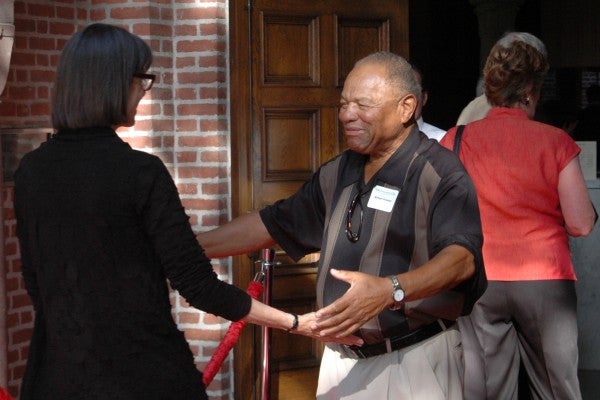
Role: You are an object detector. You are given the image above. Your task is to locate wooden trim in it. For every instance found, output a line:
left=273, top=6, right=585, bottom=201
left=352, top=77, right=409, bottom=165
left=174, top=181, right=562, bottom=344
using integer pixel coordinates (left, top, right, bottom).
left=229, top=1, right=257, bottom=399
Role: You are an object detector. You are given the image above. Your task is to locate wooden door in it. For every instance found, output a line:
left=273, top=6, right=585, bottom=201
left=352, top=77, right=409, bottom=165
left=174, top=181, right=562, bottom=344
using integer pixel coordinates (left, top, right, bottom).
left=229, top=1, right=409, bottom=398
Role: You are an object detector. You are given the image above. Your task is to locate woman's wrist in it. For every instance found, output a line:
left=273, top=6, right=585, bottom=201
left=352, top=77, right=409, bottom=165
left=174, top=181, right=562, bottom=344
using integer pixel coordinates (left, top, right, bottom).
left=286, top=313, right=299, bottom=333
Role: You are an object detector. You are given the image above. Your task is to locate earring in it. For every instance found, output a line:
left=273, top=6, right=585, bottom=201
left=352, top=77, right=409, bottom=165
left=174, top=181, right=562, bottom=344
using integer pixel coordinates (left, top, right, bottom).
left=522, top=97, right=530, bottom=106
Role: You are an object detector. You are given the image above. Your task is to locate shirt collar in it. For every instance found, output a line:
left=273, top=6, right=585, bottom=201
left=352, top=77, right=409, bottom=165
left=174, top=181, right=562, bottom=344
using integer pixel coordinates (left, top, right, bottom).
left=340, top=125, right=423, bottom=189
left=486, top=107, right=529, bottom=120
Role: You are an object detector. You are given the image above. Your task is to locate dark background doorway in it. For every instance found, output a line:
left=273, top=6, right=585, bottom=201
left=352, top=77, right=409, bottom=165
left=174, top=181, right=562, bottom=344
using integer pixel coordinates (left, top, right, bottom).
left=408, top=0, right=543, bottom=131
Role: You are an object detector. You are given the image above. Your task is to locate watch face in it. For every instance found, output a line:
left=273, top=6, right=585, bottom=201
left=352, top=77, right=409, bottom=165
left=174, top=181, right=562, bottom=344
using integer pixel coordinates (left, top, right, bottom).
left=393, top=289, right=405, bottom=302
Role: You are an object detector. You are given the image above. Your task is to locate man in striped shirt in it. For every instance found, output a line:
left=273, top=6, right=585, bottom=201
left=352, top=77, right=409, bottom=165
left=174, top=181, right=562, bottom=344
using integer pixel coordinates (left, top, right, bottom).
left=198, top=51, right=486, bottom=400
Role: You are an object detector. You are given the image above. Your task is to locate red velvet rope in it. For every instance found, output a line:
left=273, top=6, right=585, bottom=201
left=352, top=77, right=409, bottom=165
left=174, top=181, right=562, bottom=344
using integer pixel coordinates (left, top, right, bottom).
left=0, top=387, right=14, bottom=400
left=202, top=280, right=264, bottom=387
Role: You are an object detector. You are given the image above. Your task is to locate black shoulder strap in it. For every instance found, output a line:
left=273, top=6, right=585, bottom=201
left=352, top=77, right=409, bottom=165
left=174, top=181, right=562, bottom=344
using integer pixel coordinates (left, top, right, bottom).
left=453, top=125, right=466, bottom=155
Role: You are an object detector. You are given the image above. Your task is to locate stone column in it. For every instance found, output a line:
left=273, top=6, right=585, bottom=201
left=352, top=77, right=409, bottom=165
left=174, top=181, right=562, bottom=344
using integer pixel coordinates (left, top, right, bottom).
left=470, top=0, right=524, bottom=70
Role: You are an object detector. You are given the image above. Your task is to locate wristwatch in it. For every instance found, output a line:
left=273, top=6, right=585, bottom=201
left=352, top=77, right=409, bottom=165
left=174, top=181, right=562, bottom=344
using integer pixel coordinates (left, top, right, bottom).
left=388, top=275, right=405, bottom=310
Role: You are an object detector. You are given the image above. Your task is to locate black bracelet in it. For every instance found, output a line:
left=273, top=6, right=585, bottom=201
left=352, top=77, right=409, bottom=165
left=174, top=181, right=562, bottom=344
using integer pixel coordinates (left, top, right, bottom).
left=286, top=313, right=299, bottom=332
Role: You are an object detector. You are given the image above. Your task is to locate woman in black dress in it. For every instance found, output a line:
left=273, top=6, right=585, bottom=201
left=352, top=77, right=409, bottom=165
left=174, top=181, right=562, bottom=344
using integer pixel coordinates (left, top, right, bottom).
left=14, top=23, right=359, bottom=400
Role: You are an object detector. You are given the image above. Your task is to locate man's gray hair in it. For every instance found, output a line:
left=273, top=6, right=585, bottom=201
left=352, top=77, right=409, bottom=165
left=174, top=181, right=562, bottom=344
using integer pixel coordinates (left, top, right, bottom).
left=354, top=51, right=422, bottom=99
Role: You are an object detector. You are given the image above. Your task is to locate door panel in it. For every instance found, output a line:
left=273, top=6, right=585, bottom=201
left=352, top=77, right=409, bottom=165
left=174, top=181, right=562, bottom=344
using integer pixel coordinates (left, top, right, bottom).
left=229, top=1, right=408, bottom=398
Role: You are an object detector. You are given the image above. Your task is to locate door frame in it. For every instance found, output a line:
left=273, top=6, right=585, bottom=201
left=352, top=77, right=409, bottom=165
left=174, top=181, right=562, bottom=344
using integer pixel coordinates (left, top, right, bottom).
left=229, top=1, right=260, bottom=398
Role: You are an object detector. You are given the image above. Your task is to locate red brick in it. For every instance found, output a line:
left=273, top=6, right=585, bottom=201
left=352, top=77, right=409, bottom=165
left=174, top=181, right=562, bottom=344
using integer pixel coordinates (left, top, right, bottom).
left=0, top=102, right=17, bottom=117
left=163, top=103, right=175, bottom=116
left=178, top=134, right=227, bottom=148
left=21, top=310, right=34, bottom=325
left=7, top=348, right=20, bottom=365
left=151, top=55, right=171, bottom=69
left=199, top=213, right=224, bottom=228
left=5, top=241, right=18, bottom=257
left=177, top=151, right=198, bottom=163
left=111, top=6, right=160, bottom=20
left=184, top=327, right=224, bottom=341
left=124, top=135, right=154, bottom=149
left=154, top=151, right=175, bottom=165
left=14, top=1, right=26, bottom=14
left=150, top=118, right=174, bottom=132
left=177, top=71, right=209, bottom=85
left=37, top=85, right=50, bottom=99
left=177, top=39, right=226, bottom=53
left=89, top=8, right=106, bottom=20
left=175, top=25, right=198, bottom=36
left=10, top=365, right=27, bottom=384
left=30, top=102, right=51, bottom=116
left=49, top=21, right=76, bottom=36
left=199, top=87, right=226, bottom=100
left=10, top=326, right=34, bottom=346
left=200, top=22, right=227, bottom=36
left=162, top=135, right=175, bottom=148
left=133, top=22, right=172, bottom=37
left=177, top=103, right=226, bottom=117
left=11, top=293, right=33, bottom=309
left=14, top=17, right=36, bottom=33
left=202, top=181, right=229, bottom=195
left=36, top=20, right=49, bottom=34
left=35, top=53, right=50, bottom=67
left=176, top=119, right=199, bottom=132
left=187, top=213, right=199, bottom=227
left=27, top=3, right=55, bottom=18
left=200, top=150, right=228, bottom=163
left=199, top=54, right=226, bottom=69
left=200, top=119, right=228, bottom=132
left=175, top=87, right=197, bottom=100
left=161, top=39, right=173, bottom=53
left=10, top=51, right=36, bottom=66
left=176, top=7, right=225, bottom=20
left=91, top=0, right=128, bottom=4
left=160, top=7, right=173, bottom=20
left=178, top=311, right=200, bottom=324
left=6, top=313, right=20, bottom=328
left=30, top=69, right=55, bottom=83
left=5, top=277, right=21, bottom=292
left=176, top=183, right=198, bottom=195
left=181, top=197, right=227, bottom=211
left=56, top=6, right=76, bottom=20
left=176, top=57, right=196, bottom=69
left=203, top=312, right=228, bottom=326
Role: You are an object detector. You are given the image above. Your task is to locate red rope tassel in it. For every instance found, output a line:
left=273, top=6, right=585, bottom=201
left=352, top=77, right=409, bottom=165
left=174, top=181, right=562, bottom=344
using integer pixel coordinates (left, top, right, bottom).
left=202, top=280, right=264, bottom=386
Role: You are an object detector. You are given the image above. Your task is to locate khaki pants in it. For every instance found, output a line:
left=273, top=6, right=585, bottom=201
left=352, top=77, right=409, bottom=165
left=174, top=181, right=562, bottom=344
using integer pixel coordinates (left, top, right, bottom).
left=316, top=327, right=464, bottom=400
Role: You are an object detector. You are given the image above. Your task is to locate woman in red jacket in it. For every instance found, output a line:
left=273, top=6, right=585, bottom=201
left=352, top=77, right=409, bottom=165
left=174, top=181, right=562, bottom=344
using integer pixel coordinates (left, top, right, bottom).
left=441, top=32, right=597, bottom=400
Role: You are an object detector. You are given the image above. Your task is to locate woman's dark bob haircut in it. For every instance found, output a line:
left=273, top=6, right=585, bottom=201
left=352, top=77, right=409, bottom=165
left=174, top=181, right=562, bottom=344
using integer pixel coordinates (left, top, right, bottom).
left=51, top=23, right=152, bottom=130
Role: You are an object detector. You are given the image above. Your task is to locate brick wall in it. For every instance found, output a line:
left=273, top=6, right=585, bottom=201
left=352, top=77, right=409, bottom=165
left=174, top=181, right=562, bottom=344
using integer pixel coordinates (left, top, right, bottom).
left=1, top=1, right=233, bottom=399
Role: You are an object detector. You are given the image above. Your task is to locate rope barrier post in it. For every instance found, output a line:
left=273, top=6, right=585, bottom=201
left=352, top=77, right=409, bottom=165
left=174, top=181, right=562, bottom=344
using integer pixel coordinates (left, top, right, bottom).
left=259, top=248, right=275, bottom=400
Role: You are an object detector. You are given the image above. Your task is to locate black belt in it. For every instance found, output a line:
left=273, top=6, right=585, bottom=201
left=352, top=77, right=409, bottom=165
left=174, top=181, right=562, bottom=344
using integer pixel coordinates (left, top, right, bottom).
left=343, top=319, right=455, bottom=359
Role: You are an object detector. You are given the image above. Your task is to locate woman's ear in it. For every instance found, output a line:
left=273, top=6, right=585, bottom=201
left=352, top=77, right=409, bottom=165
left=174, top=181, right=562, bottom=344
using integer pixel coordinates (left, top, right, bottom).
left=398, top=94, right=418, bottom=124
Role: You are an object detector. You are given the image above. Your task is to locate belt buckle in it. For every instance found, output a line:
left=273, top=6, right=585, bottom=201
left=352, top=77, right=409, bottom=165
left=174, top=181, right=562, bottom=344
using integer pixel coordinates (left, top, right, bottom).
left=344, top=344, right=366, bottom=359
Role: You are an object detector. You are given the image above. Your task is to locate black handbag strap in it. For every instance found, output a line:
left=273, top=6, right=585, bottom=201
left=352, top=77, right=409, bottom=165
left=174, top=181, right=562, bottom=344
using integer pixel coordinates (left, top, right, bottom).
left=453, top=125, right=466, bottom=155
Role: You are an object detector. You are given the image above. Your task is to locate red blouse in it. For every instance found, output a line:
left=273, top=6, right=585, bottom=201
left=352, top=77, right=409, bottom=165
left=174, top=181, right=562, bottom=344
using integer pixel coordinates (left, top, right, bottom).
left=441, top=107, right=580, bottom=281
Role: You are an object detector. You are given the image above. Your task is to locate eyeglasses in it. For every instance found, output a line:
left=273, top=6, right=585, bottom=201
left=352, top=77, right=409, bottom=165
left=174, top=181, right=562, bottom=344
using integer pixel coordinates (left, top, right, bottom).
left=346, top=189, right=366, bottom=243
left=133, top=72, right=156, bottom=91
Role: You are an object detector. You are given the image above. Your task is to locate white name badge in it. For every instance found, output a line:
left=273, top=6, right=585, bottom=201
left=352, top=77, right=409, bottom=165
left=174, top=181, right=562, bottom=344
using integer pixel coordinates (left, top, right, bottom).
left=366, top=185, right=399, bottom=212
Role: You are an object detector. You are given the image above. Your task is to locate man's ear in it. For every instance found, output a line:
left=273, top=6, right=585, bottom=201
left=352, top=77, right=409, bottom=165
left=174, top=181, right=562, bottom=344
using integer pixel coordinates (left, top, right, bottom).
left=422, top=90, right=429, bottom=108
left=398, top=94, right=418, bottom=123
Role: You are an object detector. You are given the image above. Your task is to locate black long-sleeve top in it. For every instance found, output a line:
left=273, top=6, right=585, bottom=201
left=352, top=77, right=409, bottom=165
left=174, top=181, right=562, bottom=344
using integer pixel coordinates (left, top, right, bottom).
left=14, top=127, right=251, bottom=399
